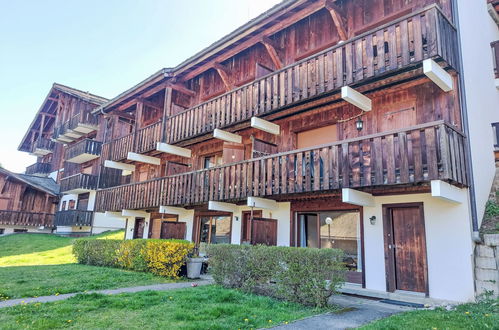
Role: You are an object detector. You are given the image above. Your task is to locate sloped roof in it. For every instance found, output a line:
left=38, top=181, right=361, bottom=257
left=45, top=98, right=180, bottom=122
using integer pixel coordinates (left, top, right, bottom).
left=0, top=167, right=59, bottom=196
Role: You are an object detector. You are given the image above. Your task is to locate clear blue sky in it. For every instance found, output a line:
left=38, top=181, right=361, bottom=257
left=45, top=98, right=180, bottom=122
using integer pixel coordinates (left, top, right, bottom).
left=0, top=0, right=280, bottom=173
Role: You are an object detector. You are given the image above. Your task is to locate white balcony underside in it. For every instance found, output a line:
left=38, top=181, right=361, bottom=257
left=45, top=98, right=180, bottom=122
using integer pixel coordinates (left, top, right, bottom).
left=61, top=188, right=94, bottom=194
left=66, top=153, right=100, bottom=164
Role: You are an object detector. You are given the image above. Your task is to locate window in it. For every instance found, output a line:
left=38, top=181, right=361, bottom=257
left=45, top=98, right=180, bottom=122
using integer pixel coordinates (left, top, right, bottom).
left=202, top=154, right=222, bottom=169
left=14, top=229, right=28, bottom=233
left=61, top=201, right=67, bottom=211
left=0, top=228, right=4, bottom=235
left=68, top=200, right=76, bottom=210
left=296, top=124, right=338, bottom=149
left=199, top=216, right=231, bottom=244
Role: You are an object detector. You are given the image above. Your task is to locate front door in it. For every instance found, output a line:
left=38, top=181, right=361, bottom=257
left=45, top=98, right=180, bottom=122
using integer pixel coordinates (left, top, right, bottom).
left=383, top=203, right=428, bottom=294
left=133, top=218, right=145, bottom=239
left=160, top=222, right=186, bottom=240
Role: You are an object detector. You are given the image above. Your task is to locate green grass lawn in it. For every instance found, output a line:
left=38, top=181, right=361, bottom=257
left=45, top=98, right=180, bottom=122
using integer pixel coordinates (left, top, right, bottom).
left=0, top=231, right=171, bottom=299
left=361, top=298, right=499, bottom=330
left=0, top=285, right=329, bottom=330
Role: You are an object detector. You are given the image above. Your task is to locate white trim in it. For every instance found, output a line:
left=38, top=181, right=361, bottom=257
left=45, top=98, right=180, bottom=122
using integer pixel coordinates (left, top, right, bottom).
left=104, top=160, right=136, bottom=172
left=430, top=180, right=463, bottom=204
left=127, top=152, right=161, bottom=165
left=250, top=117, right=280, bottom=135
left=208, top=201, right=238, bottom=213
left=122, top=209, right=148, bottom=217
left=159, top=205, right=188, bottom=215
left=247, top=197, right=278, bottom=210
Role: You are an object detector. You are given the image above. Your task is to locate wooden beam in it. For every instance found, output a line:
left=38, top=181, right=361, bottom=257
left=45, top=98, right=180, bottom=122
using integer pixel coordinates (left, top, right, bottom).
left=250, top=117, right=280, bottom=135
left=341, top=86, right=372, bottom=111
left=142, top=100, right=162, bottom=111
left=430, top=180, right=463, bottom=204
left=342, top=188, right=374, bottom=207
left=127, top=152, right=161, bottom=166
left=423, top=59, right=453, bottom=92
left=247, top=197, right=278, bottom=210
left=213, top=62, right=233, bottom=91
left=261, top=37, right=283, bottom=69
left=213, top=128, right=242, bottom=144
left=325, top=0, right=347, bottom=41
left=166, top=83, right=196, bottom=97
left=156, top=142, right=192, bottom=158
left=110, top=110, right=135, bottom=121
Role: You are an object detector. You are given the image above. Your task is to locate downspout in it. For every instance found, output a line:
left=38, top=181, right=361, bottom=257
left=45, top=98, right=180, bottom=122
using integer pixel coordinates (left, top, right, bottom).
left=451, top=0, right=481, bottom=242
left=89, top=109, right=110, bottom=236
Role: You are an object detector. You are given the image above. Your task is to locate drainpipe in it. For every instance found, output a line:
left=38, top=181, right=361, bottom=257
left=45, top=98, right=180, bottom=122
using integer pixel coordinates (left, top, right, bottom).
left=451, top=0, right=481, bottom=243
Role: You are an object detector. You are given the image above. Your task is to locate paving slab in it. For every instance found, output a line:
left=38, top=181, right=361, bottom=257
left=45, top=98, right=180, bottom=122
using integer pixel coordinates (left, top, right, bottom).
left=271, top=295, right=414, bottom=330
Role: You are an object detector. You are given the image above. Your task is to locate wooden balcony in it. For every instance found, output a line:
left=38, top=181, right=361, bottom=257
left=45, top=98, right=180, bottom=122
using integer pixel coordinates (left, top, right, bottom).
left=30, top=137, right=55, bottom=157
left=25, top=162, right=52, bottom=176
left=95, top=121, right=467, bottom=212
left=102, top=121, right=162, bottom=162
left=0, top=210, right=55, bottom=228
left=65, top=139, right=102, bottom=164
left=166, top=6, right=457, bottom=145
left=54, top=210, right=93, bottom=227
left=52, top=110, right=99, bottom=143
left=60, top=173, right=98, bottom=194
left=492, top=41, right=499, bottom=79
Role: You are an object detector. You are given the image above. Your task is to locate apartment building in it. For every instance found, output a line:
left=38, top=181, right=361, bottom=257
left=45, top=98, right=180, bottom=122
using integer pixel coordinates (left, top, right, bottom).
left=18, top=84, right=124, bottom=235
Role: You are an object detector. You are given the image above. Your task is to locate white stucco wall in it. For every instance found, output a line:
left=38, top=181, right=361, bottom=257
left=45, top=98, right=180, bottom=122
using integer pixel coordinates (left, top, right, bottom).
left=363, top=191, right=475, bottom=302
left=91, top=212, right=126, bottom=233
left=58, top=194, right=78, bottom=211
left=457, top=0, right=499, bottom=227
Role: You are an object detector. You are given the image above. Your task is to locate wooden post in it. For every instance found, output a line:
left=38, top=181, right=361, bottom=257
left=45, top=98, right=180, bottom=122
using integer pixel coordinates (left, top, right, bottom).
left=161, top=87, right=173, bottom=143
left=133, top=100, right=144, bottom=151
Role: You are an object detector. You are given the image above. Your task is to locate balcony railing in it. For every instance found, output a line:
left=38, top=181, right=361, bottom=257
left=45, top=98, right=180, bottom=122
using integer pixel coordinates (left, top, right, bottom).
left=31, top=137, right=55, bottom=156
left=60, top=173, right=98, bottom=194
left=165, top=6, right=457, bottom=145
left=52, top=109, right=99, bottom=143
left=65, top=139, right=102, bottom=164
left=95, top=121, right=467, bottom=212
left=25, top=162, right=52, bottom=176
left=54, top=210, right=93, bottom=227
left=492, top=41, right=499, bottom=79
left=102, top=121, right=162, bottom=162
left=0, top=210, right=55, bottom=227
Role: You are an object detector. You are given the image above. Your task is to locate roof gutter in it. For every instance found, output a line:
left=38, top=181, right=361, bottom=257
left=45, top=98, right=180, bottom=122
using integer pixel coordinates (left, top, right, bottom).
left=451, top=0, right=481, bottom=243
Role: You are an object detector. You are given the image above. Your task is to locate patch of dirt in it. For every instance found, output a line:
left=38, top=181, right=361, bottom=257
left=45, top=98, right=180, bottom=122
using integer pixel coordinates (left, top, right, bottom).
left=480, top=215, right=499, bottom=236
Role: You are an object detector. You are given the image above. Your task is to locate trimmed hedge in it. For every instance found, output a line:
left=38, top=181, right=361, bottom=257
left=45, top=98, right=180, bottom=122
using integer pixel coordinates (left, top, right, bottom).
left=207, top=244, right=345, bottom=307
left=73, top=239, right=194, bottom=278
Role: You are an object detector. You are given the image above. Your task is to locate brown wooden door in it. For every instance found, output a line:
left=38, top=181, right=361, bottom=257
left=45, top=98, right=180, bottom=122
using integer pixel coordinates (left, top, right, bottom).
left=251, top=218, right=277, bottom=246
left=133, top=218, right=145, bottom=239
left=160, top=222, right=186, bottom=240
left=241, top=210, right=262, bottom=243
left=383, top=203, right=428, bottom=294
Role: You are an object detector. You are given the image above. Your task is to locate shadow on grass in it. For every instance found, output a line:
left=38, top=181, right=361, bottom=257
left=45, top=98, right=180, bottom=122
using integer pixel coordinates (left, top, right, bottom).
left=0, top=234, right=73, bottom=258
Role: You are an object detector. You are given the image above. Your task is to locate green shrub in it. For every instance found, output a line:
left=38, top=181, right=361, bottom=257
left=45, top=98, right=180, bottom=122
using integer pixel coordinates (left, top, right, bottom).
left=207, top=244, right=345, bottom=307
left=73, top=238, right=193, bottom=279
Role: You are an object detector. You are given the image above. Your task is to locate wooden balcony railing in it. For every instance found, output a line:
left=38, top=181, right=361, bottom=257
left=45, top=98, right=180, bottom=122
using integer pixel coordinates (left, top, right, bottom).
left=52, top=109, right=99, bottom=141
left=54, top=210, right=93, bottom=227
left=95, top=121, right=467, bottom=212
left=60, top=173, right=98, bottom=193
left=165, top=6, right=457, bottom=145
left=492, top=41, right=499, bottom=79
left=0, top=210, right=55, bottom=227
left=65, top=139, right=102, bottom=163
left=25, top=162, right=52, bottom=176
left=102, top=121, right=162, bottom=162
left=31, top=137, right=55, bottom=155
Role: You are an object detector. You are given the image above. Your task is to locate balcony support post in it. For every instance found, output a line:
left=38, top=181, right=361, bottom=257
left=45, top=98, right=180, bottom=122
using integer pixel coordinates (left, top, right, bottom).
left=208, top=201, right=238, bottom=213
left=261, top=36, right=283, bottom=69
left=213, top=128, right=242, bottom=144
left=127, top=152, right=161, bottom=166
left=423, top=59, right=453, bottom=92
left=159, top=206, right=188, bottom=215
left=213, top=62, right=233, bottom=91
left=342, top=188, right=374, bottom=207
left=430, top=180, right=463, bottom=204
left=341, top=86, right=372, bottom=112
left=156, top=142, right=192, bottom=158
left=251, top=117, right=280, bottom=135
left=247, top=197, right=278, bottom=210
left=104, top=160, right=136, bottom=172
left=325, top=0, right=347, bottom=41
left=122, top=210, right=148, bottom=217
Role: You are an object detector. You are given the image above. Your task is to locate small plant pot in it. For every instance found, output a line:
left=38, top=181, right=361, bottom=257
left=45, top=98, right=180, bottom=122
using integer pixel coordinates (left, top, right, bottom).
left=186, top=257, right=204, bottom=279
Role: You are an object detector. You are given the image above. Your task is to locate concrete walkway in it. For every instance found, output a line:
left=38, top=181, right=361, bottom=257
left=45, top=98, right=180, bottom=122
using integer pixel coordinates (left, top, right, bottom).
left=0, top=277, right=213, bottom=309
left=271, top=295, right=415, bottom=330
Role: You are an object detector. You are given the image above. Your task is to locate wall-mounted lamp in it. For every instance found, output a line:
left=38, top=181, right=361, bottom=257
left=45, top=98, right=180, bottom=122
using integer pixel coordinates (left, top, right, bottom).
left=369, top=216, right=376, bottom=225
left=356, top=117, right=364, bottom=131
left=234, top=216, right=239, bottom=222
left=325, top=217, right=333, bottom=225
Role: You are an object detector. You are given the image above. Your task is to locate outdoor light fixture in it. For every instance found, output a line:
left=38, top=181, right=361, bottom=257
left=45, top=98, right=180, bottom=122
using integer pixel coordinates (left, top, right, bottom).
left=369, top=216, right=376, bottom=225
left=356, top=117, right=364, bottom=131
left=325, top=217, right=333, bottom=225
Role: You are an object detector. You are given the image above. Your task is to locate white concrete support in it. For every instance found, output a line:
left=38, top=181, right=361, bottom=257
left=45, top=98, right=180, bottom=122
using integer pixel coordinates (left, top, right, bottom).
left=208, top=201, right=238, bottom=213
left=341, top=86, right=372, bottom=111
left=156, top=142, right=192, bottom=158
left=423, top=59, right=453, bottom=92
left=127, top=152, right=161, bottom=165
left=105, top=211, right=123, bottom=218
left=247, top=197, right=278, bottom=210
left=213, top=128, right=242, bottom=144
left=159, top=205, right=188, bottom=215
left=122, top=209, right=148, bottom=217
left=250, top=117, right=280, bottom=135
left=104, top=160, right=136, bottom=172
left=430, top=180, right=464, bottom=204
left=342, top=188, right=375, bottom=207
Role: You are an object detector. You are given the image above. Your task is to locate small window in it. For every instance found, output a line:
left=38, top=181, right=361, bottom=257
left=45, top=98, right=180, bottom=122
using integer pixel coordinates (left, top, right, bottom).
left=61, top=201, right=67, bottom=211
left=14, top=229, right=28, bottom=233
left=0, top=228, right=5, bottom=235
left=68, top=200, right=76, bottom=210
left=202, top=154, right=222, bottom=169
